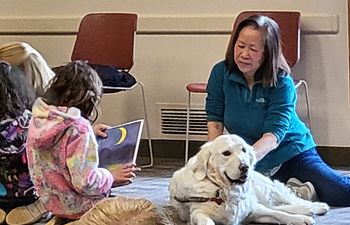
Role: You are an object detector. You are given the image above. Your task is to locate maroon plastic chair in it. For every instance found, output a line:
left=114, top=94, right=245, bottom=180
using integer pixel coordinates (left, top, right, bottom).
left=185, top=11, right=311, bottom=164
left=71, top=13, right=153, bottom=167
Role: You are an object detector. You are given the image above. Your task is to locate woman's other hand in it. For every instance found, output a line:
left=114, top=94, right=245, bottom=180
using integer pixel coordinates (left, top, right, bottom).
left=207, top=121, right=224, bottom=141
left=253, top=133, right=279, bottom=161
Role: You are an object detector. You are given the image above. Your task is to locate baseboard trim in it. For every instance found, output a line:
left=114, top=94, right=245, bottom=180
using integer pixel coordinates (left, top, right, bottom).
left=138, top=140, right=350, bottom=167
left=317, top=146, right=350, bottom=167
left=138, top=139, right=204, bottom=159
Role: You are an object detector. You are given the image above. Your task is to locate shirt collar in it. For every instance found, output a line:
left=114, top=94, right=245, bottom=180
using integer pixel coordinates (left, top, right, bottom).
left=228, top=70, right=262, bottom=87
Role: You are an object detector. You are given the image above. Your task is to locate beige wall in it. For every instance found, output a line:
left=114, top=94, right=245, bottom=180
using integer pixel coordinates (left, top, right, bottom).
left=0, top=0, right=348, bottom=146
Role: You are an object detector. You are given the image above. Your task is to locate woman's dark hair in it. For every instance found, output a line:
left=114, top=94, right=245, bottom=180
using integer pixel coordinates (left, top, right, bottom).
left=225, top=15, right=290, bottom=86
left=0, top=60, right=36, bottom=119
left=44, top=60, right=103, bottom=121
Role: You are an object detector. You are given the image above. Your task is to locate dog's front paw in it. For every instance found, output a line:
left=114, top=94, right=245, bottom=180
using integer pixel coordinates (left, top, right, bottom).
left=191, top=211, right=215, bottom=225
left=285, top=215, right=315, bottom=225
left=191, top=217, right=215, bottom=225
left=311, top=202, right=329, bottom=216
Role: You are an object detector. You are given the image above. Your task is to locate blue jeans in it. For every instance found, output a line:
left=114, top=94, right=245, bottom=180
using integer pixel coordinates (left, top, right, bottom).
left=271, top=148, right=350, bottom=207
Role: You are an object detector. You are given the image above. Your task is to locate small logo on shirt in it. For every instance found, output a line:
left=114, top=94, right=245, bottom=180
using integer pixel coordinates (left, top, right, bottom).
left=255, top=97, right=265, bottom=103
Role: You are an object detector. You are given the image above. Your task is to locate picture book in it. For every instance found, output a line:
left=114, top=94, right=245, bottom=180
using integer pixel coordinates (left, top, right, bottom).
left=97, top=119, right=144, bottom=171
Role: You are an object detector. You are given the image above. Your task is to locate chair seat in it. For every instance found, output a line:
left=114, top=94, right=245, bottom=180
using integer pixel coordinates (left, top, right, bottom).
left=90, top=64, right=137, bottom=93
left=103, top=82, right=138, bottom=93
left=186, top=82, right=207, bottom=93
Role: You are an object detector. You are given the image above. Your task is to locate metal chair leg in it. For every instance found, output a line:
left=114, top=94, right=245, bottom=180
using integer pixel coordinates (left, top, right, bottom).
left=295, top=80, right=312, bottom=131
left=138, top=81, right=153, bottom=168
left=185, top=91, right=191, bottom=164
left=300, top=80, right=312, bottom=131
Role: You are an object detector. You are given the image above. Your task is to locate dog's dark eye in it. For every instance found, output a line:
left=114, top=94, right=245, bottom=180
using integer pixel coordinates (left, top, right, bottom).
left=242, top=147, right=247, bottom=153
left=222, top=151, right=231, bottom=156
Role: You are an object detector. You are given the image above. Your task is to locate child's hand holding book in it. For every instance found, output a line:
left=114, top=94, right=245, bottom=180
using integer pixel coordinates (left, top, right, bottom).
left=93, top=123, right=111, bottom=138
left=108, top=162, right=141, bottom=187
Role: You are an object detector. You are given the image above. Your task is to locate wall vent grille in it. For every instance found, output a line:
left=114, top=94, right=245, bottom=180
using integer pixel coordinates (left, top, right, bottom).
left=161, top=107, right=207, bottom=135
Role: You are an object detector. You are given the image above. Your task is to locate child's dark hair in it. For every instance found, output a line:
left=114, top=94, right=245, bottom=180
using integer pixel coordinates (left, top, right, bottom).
left=44, top=61, right=103, bottom=121
left=0, top=60, right=36, bottom=119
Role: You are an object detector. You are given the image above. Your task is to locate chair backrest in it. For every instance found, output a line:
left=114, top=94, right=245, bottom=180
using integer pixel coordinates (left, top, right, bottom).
left=71, top=13, right=137, bottom=70
left=227, top=11, right=300, bottom=67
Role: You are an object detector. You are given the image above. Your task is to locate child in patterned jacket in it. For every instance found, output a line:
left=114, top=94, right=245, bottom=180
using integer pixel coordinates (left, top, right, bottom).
left=0, top=61, right=37, bottom=223
left=0, top=42, right=56, bottom=225
left=26, top=61, right=140, bottom=221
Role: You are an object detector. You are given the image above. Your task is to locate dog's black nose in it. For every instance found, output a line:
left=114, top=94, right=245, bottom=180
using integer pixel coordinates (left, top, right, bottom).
left=239, top=163, right=249, bottom=172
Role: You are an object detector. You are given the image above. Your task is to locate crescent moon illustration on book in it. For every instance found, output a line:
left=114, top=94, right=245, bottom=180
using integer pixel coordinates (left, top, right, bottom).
left=115, top=127, right=127, bottom=145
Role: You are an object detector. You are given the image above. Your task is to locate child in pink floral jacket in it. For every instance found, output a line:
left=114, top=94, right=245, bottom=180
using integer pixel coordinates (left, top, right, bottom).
left=26, top=61, right=140, bottom=220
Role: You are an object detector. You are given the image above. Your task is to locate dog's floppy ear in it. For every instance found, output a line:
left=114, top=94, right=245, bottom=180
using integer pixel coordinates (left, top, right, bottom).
left=189, top=142, right=211, bottom=180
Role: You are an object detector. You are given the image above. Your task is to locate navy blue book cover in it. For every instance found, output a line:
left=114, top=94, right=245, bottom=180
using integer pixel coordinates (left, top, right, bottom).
left=97, top=119, right=144, bottom=170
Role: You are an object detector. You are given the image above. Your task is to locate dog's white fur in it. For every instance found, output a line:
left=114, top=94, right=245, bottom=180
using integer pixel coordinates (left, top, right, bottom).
left=169, top=134, right=329, bottom=225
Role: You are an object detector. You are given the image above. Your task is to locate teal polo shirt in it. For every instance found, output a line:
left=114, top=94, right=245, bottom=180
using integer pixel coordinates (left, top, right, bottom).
left=205, top=61, right=316, bottom=174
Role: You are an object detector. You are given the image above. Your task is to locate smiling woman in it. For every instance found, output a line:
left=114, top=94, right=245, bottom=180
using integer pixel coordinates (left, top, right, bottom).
left=205, top=14, right=350, bottom=207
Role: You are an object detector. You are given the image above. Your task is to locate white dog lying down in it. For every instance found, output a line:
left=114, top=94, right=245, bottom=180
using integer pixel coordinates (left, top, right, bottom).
left=169, top=134, right=329, bottom=225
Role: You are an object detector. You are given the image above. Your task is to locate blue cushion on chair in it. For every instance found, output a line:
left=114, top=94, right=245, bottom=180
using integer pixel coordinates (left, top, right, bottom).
left=89, top=64, right=137, bottom=93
